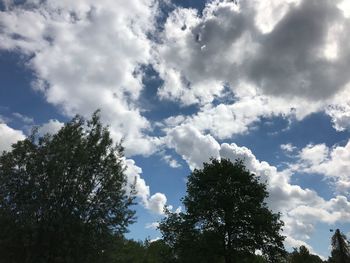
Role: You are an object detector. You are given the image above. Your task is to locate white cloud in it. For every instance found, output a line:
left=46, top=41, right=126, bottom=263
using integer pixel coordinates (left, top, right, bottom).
left=174, top=206, right=182, bottom=214
left=162, top=154, right=181, bottom=168
left=0, top=0, right=159, bottom=156
left=161, top=92, right=321, bottom=141
left=38, top=119, right=64, bottom=135
left=299, top=144, right=329, bottom=166
left=3, top=0, right=350, bottom=154
left=247, top=0, right=350, bottom=101
left=124, top=158, right=167, bottom=214
left=149, top=237, right=161, bottom=243
left=284, top=236, right=319, bottom=256
left=281, top=143, right=297, bottom=153
left=124, top=158, right=150, bottom=202
left=283, top=217, right=314, bottom=240
left=0, top=123, right=26, bottom=152
left=147, top=193, right=167, bottom=215
left=338, top=0, right=350, bottom=18
left=250, top=0, right=301, bottom=34
left=166, top=125, right=220, bottom=170
left=157, top=0, right=350, bottom=103
left=155, top=0, right=350, bottom=138
left=327, top=104, right=350, bottom=132
left=288, top=206, right=341, bottom=225
left=2, top=0, right=350, bottom=155
left=12, top=112, right=34, bottom=124
left=295, top=140, right=350, bottom=192
left=145, top=222, right=159, bottom=229
left=326, top=87, right=350, bottom=132
left=155, top=2, right=248, bottom=106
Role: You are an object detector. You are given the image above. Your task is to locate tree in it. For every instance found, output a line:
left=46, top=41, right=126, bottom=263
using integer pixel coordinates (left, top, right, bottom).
left=109, top=238, right=173, bottom=263
left=110, top=238, right=146, bottom=263
left=328, top=229, right=350, bottom=263
left=144, top=239, right=174, bottom=263
left=159, top=158, right=286, bottom=263
left=0, top=111, right=135, bottom=263
left=288, top=246, right=324, bottom=263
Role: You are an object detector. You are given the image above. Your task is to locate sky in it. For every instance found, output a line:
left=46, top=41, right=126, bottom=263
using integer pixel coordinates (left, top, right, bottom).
left=1, top=0, right=350, bottom=258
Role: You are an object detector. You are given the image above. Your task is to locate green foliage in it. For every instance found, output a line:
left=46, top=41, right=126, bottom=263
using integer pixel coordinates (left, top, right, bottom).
left=328, top=229, right=350, bottom=263
left=110, top=238, right=146, bottom=263
left=288, top=246, right=325, bottom=263
left=159, top=158, right=286, bottom=263
left=159, top=209, right=224, bottom=263
left=144, top=239, right=173, bottom=263
left=0, top=111, right=135, bottom=263
left=110, top=238, right=173, bottom=263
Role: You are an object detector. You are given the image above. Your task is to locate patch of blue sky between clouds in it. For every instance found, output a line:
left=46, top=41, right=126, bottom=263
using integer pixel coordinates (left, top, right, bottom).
left=0, top=51, right=67, bottom=131
left=138, top=64, right=198, bottom=125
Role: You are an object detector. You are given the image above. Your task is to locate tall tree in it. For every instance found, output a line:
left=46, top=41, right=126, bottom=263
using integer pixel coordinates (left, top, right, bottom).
left=328, top=229, right=350, bottom=263
left=288, top=245, right=324, bottom=263
left=0, top=111, right=135, bottom=263
left=159, top=158, right=286, bottom=263
left=144, top=239, right=174, bottom=263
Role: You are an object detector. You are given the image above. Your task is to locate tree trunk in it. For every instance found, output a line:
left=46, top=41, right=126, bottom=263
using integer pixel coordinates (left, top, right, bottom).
left=224, top=254, right=232, bottom=263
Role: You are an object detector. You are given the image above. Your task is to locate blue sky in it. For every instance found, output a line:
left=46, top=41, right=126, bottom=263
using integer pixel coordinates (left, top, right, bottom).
left=1, top=0, right=350, bottom=259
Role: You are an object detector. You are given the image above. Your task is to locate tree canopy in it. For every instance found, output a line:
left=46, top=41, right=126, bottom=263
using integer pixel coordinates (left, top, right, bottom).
left=0, top=111, right=135, bottom=263
left=328, top=229, right=350, bottom=263
left=288, top=245, right=324, bottom=263
left=159, top=158, right=286, bottom=263
left=1, top=111, right=347, bottom=262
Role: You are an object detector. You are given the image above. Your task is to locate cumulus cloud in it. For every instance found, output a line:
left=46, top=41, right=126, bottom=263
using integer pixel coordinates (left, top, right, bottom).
left=2, top=0, right=350, bottom=152
left=294, top=140, right=350, bottom=192
left=327, top=104, right=350, bottom=131
left=162, top=154, right=181, bottom=168
left=147, top=193, right=167, bottom=215
left=0, top=0, right=159, bottom=156
left=156, top=2, right=249, bottom=106
left=160, top=91, right=322, bottom=143
left=0, top=123, right=25, bottom=152
left=158, top=0, right=333, bottom=103
left=326, top=87, right=350, bottom=131
left=299, top=144, right=329, bottom=166
left=2, top=0, right=350, bottom=150
left=155, top=0, right=350, bottom=136
left=38, top=119, right=64, bottom=135
left=283, top=217, right=314, bottom=240
left=166, top=124, right=220, bottom=170
left=248, top=0, right=350, bottom=100
left=124, top=158, right=167, bottom=214
left=250, top=0, right=301, bottom=34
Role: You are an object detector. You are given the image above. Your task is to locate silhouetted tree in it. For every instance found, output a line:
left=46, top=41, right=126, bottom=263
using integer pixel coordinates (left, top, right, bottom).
left=0, top=111, right=135, bottom=263
left=159, top=158, right=286, bottom=263
left=110, top=238, right=173, bottom=263
left=110, top=238, right=146, bottom=263
left=328, top=229, right=350, bottom=263
left=144, top=239, right=174, bottom=262
left=288, top=245, right=324, bottom=263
